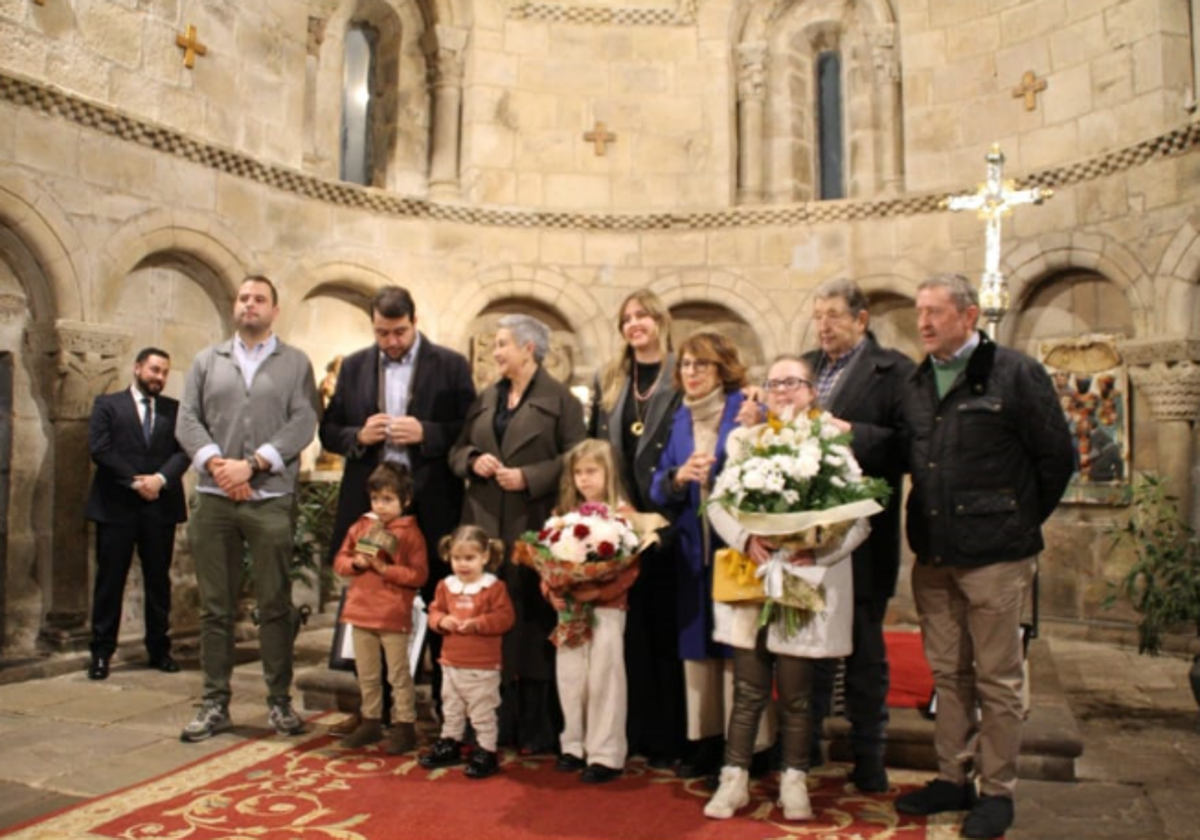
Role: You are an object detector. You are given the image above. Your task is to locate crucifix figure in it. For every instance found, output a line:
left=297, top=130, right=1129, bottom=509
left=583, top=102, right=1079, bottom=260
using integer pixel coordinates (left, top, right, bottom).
left=176, top=24, right=208, bottom=69
left=583, top=121, right=617, bottom=156
left=1012, top=70, right=1047, bottom=111
left=945, top=144, right=1053, bottom=337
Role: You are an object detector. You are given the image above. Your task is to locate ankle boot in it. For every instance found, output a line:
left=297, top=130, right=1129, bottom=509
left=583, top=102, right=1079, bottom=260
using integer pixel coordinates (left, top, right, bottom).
left=329, top=711, right=362, bottom=736
left=340, top=718, right=383, bottom=749
left=778, top=768, right=813, bottom=821
left=704, top=766, right=750, bottom=819
left=386, top=721, right=417, bottom=755
left=850, top=751, right=889, bottom=793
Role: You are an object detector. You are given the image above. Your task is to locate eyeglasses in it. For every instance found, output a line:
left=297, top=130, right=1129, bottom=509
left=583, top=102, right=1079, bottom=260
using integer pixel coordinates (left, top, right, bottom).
left=812, top=309, right=852, bottom=324
left=763, top=377, right=812, bottom=392
left=679, top=359, right=714, bottom=373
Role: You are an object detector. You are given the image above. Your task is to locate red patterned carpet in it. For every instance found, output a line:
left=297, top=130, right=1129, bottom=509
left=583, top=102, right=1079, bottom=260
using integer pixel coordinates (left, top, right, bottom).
left=0, top=720, right=944, bottom=840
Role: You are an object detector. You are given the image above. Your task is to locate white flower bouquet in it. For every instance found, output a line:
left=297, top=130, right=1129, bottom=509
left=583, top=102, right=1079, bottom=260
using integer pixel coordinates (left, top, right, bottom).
left=707, top=409, right=890, bottom=635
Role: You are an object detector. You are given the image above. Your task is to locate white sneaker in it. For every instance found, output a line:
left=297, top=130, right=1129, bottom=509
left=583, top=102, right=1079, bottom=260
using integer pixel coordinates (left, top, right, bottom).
left=704, top=765, right=750, bottom=819
left=779, top=768, right=813, bottom=821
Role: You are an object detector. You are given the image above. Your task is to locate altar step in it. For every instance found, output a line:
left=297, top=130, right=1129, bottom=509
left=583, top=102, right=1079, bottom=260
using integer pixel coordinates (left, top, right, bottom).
left=295, top=637, right=1083, bottom=782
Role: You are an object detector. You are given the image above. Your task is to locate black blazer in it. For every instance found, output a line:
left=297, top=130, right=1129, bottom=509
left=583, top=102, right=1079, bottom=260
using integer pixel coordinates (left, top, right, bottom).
left=320, top=335, right=476, bottom=564
left=806, top=334, right=915, bottom=602
left=85, top=389, right=190, bottom=525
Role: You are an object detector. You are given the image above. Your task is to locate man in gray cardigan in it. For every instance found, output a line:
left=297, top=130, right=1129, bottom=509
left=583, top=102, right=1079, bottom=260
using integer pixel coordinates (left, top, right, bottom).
left=176, top=275, right=320, bottom=742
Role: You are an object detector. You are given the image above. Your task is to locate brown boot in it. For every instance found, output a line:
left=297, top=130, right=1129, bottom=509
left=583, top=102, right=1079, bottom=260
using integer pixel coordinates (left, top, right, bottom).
left=329, top=711, right=361, bottom=736
left=386, top=721, right=417, bottom=755
left=340, top=718, right=383, bottom=749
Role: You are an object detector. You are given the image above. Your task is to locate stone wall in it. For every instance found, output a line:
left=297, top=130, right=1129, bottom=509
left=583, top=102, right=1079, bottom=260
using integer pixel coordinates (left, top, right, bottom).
left=0, top=0, right=1198, bottom=658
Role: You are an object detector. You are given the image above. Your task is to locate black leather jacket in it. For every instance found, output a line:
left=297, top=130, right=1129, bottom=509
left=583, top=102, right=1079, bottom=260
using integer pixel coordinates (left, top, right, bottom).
left=904, top=332, right=1074, bottom=567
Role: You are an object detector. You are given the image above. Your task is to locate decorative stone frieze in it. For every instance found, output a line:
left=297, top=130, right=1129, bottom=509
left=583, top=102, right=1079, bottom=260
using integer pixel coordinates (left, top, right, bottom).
left=2, top=68, right=1198, bottom=231
left=509, top=0, right=697, bottom=26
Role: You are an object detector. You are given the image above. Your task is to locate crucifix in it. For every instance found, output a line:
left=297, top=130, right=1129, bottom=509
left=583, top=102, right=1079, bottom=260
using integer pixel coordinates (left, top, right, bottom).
left=583, top=121, right=617, bottom=156
left=175, top=24, right=208, bottom=69
left=1012, top=70, right=1047, bottom=111
left=945, top=144, right=1053, bottom=337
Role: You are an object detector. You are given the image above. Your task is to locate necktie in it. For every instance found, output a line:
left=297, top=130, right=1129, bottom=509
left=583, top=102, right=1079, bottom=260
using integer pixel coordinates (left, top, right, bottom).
left=142, top=397, right=153, bottom=445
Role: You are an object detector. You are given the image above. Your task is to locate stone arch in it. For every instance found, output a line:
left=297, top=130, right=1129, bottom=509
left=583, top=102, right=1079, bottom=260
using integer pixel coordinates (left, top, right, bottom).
left=97, top=209, right=253, bottom=327
left=312, top=0, right=433, bottom=193
left=792, top=266, right=921, bottom=359
left=645, top=269, right=787, bottom=367
left=441, top=264, right=607, bottom=380
left=275, top=254, right=396, bottom=337
left=1001, top=231, right=1150, bottom=344
left=0, top=179, right=85, bottom=322
left=1154, top=221, right=1200, bottom=335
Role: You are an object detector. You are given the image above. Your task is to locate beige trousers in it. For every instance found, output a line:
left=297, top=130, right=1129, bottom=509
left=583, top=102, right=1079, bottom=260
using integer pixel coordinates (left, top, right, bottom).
left=913, top=557, right=1035, bottom=799
left=684, top=657, right=776, bottom=748
left=557, top=607, right=628, bottom=769
left=350, top=626, right=415, bottom=724
left=442, top=665, right=502, bottom=752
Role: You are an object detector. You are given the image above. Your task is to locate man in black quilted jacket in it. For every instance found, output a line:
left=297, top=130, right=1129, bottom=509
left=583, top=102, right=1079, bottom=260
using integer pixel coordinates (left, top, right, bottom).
left=895, top=273, right=1073, bottom=840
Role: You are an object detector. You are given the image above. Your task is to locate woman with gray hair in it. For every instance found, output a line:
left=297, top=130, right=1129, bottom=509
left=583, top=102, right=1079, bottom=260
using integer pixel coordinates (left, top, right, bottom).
left=450, top=313, right=587, bottom=755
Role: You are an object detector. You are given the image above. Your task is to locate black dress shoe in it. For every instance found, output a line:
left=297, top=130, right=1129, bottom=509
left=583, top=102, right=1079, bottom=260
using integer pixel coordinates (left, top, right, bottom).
left=580, top=763, right=622, bottom=784
left=555, top=753, right=587, bottom=773
left=148, top=655, right=181, bottom=673
left=87, top=656, right=110, bottom=680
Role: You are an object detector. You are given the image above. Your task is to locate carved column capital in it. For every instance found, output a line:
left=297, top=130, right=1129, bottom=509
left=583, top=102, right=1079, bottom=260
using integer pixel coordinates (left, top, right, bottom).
left=1127, top=361, right=1200, bottom=422
left=27, top=321, right=130, bottom=421
left=423, top=25, right=469, bottom=88
left=306, top=17, right=328, bottom=58
left=866, top=23, right=900, bottom=82
left=735, top=42, right=768, bottom=101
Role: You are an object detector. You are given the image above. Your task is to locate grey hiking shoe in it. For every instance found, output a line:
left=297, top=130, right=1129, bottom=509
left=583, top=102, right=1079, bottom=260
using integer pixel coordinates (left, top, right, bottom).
left=180, top=700, right=231, bottom=742
left=268, top=700, right=305, bottom=736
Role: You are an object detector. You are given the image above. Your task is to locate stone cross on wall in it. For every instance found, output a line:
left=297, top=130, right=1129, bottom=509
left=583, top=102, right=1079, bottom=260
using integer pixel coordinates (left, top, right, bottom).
left=1012, top=70, right=1047, bottom=111
left=945, top=144, right=1053, bottom=337
left=176, top=24, right=208, bottom=69
left=583, top=121, right=617, bottom=156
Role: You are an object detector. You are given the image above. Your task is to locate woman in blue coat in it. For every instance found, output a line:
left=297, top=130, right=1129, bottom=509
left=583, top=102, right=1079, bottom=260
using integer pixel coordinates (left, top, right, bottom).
left=650, top=331, right=754, bottom=779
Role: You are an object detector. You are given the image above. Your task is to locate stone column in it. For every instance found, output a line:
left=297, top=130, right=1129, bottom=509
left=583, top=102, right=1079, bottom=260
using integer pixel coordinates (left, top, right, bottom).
left=866, top=23, right=904, bottom=195
left=1123, top=339, right=1200, bottom=527
left=736, top=42, right=768, bottom=205
left=27, top=321, right=130, bottom=651
left=424, top=25, right=469, bottom=201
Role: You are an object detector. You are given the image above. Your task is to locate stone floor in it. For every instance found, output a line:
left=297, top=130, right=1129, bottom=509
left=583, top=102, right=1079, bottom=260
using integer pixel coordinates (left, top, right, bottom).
left=0, top=627, right=1196, bottom=839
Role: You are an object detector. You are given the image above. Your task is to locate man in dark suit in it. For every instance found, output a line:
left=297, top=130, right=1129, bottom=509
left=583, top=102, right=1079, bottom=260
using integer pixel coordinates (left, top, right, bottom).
left=803, top=279, right=915, bottom=792
left=86, top=347, right=190, bottom=680
left=320, top=286, right=476, bottom=722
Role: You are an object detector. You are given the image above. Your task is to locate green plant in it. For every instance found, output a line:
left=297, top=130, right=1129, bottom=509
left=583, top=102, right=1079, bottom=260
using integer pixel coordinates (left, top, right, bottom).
left=1104, top=474, right=1200, bottom=655
left=292, top=479, right=341, bottom=590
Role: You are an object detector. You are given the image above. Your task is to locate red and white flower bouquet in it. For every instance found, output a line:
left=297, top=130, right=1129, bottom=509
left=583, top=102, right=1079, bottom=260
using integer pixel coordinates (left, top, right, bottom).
left=513, top=502, right=662, bottom=648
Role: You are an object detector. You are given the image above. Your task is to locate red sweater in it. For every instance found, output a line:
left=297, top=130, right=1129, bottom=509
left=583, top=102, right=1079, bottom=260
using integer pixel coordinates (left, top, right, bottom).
left=428, top=574, right=515, bottom=670
left=334, top=514, right=428, bottom=633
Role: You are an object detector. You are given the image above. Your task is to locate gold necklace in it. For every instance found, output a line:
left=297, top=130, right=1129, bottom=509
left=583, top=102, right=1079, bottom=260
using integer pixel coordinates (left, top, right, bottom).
left=630, top=361, right=662, bottom=437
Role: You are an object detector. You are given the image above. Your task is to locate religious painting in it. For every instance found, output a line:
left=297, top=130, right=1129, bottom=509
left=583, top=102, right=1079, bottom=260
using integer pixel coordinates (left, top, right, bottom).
left=1039, top=333, right=1131, bottom=505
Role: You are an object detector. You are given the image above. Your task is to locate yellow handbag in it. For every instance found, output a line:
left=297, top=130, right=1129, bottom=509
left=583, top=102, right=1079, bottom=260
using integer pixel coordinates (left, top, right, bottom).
left=712, top=548, right=767, bottom=603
